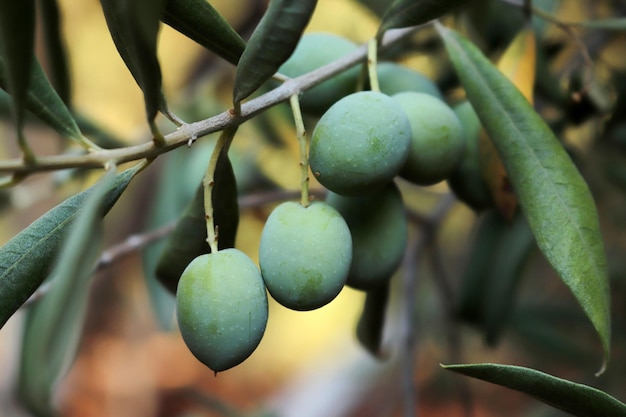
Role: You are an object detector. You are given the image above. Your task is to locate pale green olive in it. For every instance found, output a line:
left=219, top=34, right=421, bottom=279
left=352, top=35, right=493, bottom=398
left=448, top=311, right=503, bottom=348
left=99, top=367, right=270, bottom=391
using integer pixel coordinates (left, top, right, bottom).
left=259, top=201, right=352, bottom=310
left=176, top=249, right=268, bottom=372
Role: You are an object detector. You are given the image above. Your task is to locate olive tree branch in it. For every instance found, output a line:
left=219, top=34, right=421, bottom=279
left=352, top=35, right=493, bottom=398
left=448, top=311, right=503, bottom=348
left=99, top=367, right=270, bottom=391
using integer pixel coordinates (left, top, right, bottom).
left=0, top=26, right=420, bottom=176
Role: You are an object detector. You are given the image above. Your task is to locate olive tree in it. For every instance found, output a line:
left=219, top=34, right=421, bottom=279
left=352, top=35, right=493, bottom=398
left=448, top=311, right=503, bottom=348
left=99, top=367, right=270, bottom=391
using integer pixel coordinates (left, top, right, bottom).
left=0, top=0, right=625, bottom=416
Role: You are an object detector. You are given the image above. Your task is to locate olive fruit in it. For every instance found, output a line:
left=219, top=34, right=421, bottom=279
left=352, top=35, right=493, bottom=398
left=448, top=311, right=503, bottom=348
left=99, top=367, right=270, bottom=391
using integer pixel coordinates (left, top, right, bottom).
left=279, top=33, right=359, bottom=115
left=392, top=92, right=465, bottom=186
left=447, top=101, right=493, bottom=211
left=326, top=182, right=408, bottom=290
left=309, top=91, right=412, bottom=195
left=259, top=201, right=352, bottom=311
left=176, top=249, right=268, bottom=372
left=377, top=62, right=443, bottom=99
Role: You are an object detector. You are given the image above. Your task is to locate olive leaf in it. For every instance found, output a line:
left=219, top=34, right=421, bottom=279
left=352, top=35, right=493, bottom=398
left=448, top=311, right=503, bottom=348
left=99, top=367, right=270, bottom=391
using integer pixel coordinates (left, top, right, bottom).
left=142, top=148, right=198, bottom=329
left=356, top=283, right=390, bottom=358
left=155, top=148, right=239, bottom=294
left=162, top=0, right=245, bottom=65
left=17, top=168, right=116, bottom=417
left=0, top=56, right=93, bottom=147
left=0, top=164, right=142, bottom=329
left=100, top=0, right=168, bottom=137
left=483, top=211, right=535, bottom=346
left=455, top=210, right=507, bottom=325
left=437, top=24, right=611, bottom=371
left=37, top=0, right=71, bottom=104
left=377, top=0, right=468, bottom=39
left=479, top=25, right=536, bottom=220
left=442, top=363, right=626, bottom=417
left=0, top=0, right=36, bottom=156
left=233, top=0, right=318, bottom=108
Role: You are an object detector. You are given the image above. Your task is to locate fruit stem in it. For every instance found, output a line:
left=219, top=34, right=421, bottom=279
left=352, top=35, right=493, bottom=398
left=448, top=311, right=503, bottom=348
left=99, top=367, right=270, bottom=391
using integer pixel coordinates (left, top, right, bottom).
left=289, top=94, right=310, bottom=207
left=367, top=38, right=380, bottom=93
left=17, top=129, right=37, bottom=165
left=203, top=127, right=237, bottom=253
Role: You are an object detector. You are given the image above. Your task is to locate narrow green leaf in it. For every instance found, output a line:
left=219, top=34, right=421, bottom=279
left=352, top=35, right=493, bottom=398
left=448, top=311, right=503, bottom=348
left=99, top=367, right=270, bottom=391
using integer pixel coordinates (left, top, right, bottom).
left=356, top=283, right=389, bottom=358
left=442, top=363, right=626, bottom=417
left=455, top=210, right=507, bottom=325
left=377, top=0, right=468, bottom=37
left=0, top=164, right=142, bottom=328
left=100, top=0, right=168, bottom=130
left=156, top=148, right=239, bottom=294
left=572, top=18, right=626, bottom=31
left=162, top=0, right=245, bottom=65
left=18, top=169, right=115, bottom=417
left=0, top=0, right=36, bottom=130
left=37, top=0, right=71, bottom=104
left=483, top=212, right=535, bottom=346
left=233, top=0, right=318, bottom=106
left=437, top=24, right=611, bottom=369
left=0, top=56, right=89, bottom=145
left=155, top=184, right=207, bottom=294
left=142, top=146, right=205, bottom=329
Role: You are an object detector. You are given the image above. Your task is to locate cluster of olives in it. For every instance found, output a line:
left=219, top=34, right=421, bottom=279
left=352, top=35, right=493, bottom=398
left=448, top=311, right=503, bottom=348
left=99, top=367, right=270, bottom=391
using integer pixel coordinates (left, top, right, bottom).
left=176, top=33, right=474, bottom=373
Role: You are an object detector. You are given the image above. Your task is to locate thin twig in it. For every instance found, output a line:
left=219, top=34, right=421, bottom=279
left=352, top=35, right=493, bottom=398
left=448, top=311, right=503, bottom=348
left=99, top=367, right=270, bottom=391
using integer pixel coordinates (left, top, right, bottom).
left=399, top=193, right=457, bottom=417
left=0, top=27, right=421, bottom=176
left=424, top=194, right=474, bottom=417
left=400, top=231, right=425, bottom=417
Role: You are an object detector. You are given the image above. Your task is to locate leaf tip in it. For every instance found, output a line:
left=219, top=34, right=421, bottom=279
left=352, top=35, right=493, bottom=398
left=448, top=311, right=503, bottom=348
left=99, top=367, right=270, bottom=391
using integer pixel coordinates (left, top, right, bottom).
left=595, top=358, right=608, bottom=377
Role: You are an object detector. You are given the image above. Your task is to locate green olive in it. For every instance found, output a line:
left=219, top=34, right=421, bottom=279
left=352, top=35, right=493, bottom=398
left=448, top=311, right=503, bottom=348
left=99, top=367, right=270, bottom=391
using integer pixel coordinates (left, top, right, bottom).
left=176, top=249, right=268, bottom=372
left=447, top=100, right=494, bottom=211
left=279, top=32, right=359, bottom=115
left=309, top=91, right=412, bottom=195
left=377, top=62, right=443, bottom=99
left=392, top=92, right=465, bottom=186
left=259, top=201, right=352, bottom=310
left=326, top=182, right=407, bottom=290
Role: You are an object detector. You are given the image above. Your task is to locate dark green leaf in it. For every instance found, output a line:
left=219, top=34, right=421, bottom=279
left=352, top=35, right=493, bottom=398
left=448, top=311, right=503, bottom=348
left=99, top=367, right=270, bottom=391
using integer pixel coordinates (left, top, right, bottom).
left=0, top=0, right=36, bottom=131
left=0, top=164, right=142, bottom=328
left=233, top=0, right=318, bottom=106
left=377, top=0, right=468, bottom=37
left=356, top=283, right=389, bottom=358
left=455, top=210, right=507, bottom=325
left=37, top=0, right=71, bottom=104
left=442, top=363, right=626, bottom=417
left=437, top=24, right=611, bottom=369
left=0, top=56, right=90, bottom=145
left=483, top=211, right=535, bottom=346
left=162, top=0, right=245, bottom=65
left=18, top=169, right=115, bottom=417
left=156, top=148, right=239, bottom=294
left=100, top=0, right=168, bottom=131
left=142, top=145, right=206, bottom=329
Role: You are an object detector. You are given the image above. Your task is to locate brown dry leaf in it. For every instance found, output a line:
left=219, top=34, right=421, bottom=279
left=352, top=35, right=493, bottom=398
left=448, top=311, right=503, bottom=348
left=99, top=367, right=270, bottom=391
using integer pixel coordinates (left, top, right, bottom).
left=479, top=24, right=536, bottom=221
